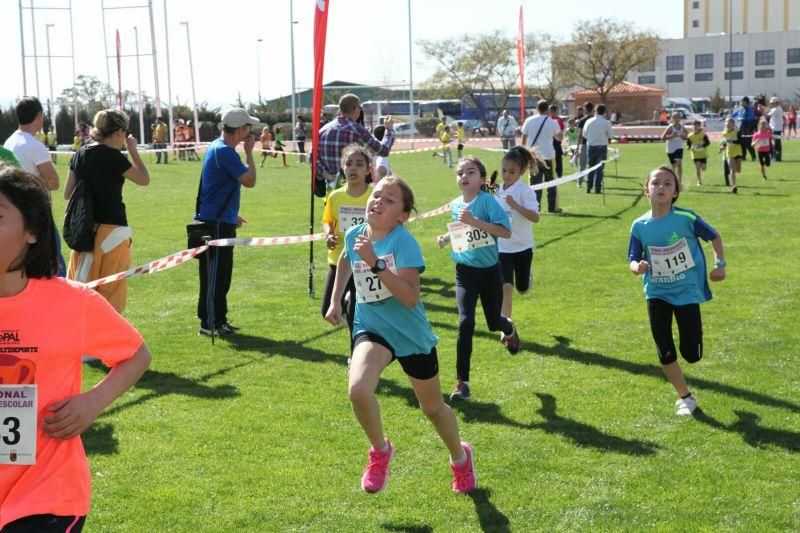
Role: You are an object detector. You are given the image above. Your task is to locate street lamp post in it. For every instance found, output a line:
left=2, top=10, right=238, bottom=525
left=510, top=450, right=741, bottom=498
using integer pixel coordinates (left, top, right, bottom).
left=407, top=0, right=414, bottom=149
left=134, top=26, right=145, bottom=142
left=256, top=38, right=263, bottom=103
left=45, top=23, right=55, bottom=123
left=289, top=0, right=298, bottom=146
left=163, top=0, right=174, bottom=146
left=180, top=21, right=200, bottom=143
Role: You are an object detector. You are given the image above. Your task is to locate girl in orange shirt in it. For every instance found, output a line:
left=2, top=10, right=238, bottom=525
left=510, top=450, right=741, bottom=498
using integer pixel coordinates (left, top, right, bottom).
left=0, top=167, right=151, bottom=532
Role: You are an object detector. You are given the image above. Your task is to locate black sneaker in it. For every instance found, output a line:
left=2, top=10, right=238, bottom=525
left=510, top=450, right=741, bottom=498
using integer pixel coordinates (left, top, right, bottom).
left=501, top=322, right=521, bottom=355
left=199, top=326, right=231, bottom=338
left=220, top=323, right=240, bottom=334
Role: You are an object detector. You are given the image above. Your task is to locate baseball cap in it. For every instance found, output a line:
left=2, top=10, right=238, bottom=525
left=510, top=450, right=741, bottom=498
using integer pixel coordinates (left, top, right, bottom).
left=221, top=108, right=259, bottom=128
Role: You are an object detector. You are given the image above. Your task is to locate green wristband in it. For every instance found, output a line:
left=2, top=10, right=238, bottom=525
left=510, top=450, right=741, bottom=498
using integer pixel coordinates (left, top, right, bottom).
left=715, top=259, right=726, bottom=267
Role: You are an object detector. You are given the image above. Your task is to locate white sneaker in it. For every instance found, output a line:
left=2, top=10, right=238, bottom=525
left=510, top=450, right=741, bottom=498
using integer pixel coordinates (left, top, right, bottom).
left=675, top=395, right=697, bottom=415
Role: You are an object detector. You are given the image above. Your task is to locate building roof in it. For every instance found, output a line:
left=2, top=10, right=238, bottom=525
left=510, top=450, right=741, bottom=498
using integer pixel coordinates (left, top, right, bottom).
left=571, top=81, right=666, bottom=97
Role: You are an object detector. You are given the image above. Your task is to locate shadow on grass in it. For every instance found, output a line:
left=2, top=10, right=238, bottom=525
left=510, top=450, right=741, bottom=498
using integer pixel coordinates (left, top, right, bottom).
left=469, top=488, right=511, bottom=532
left=534, top=336, right=800, bottom=414
left=532, top=393, right=659, bottom=456
left=381, top=523, right=433, bottom=533
left=83, top=422, right=118, bottom=456
left=421, top=276, right=456, bottom=300
left=693, top=408, right=800, bottom=453
left=538, top=191, right=645, bottom=249
left=226, top=332, right=349, bottom=366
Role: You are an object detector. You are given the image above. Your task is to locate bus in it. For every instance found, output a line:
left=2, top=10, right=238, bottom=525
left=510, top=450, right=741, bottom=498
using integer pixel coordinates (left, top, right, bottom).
left=362, top=100, right=420, bottom=128
left=418, top=99, right=463, bottom=119
left=461, top=94, right=532, bottom=123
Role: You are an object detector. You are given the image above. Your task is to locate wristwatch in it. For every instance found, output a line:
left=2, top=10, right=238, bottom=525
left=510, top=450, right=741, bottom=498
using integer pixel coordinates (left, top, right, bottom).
left=371, top=259, right=387, bottom=274
left=715, top=259, right=727, bottom=267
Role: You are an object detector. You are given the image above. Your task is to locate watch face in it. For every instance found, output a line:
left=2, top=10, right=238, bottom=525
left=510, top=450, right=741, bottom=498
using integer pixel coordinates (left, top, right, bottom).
left=377, top=259, right=386, bottom=270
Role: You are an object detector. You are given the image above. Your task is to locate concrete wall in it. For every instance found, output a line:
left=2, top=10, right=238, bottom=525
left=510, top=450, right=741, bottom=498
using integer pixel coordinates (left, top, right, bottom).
left=686, top=0, right=800, bottom=37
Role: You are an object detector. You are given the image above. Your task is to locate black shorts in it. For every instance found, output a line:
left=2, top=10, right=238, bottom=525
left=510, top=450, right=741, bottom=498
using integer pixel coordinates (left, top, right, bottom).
left=757, top=151, right=771, bottom=166
left=353, top=332, right=439, bottom=380
left=2, top=514, right=85, bottom=532
left=693, top=158, right=707, bottom=165
left=457, top=143, right=464, bottom=151
left=667, top=149, right=684, bottom=165
left=733, top=155, right=743, bottom=161
left=499, top=249, right=533, bottom=292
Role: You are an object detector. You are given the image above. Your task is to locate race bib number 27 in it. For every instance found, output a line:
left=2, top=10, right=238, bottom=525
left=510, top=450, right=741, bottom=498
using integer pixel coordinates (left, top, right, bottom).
left=353, top=254, right=397, bottom=303
left=0, top=385, right=37, bottom=465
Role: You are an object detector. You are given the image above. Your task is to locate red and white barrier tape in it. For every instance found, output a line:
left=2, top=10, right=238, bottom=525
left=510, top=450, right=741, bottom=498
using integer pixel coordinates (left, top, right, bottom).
left=208, top=232, right=327, bottom=247
left=86, top=245, right=208, bottom=288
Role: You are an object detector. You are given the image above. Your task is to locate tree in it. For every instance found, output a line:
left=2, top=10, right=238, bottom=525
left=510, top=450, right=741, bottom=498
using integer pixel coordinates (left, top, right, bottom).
left=419, top=31, right=518, bottom=125
left=552, top=19, right=660, bottom=105
left=709, top=87, right=726, bottom=113
left=524, top=34, right=569, bottom=105
left=59, top=75, right=117, bottom=116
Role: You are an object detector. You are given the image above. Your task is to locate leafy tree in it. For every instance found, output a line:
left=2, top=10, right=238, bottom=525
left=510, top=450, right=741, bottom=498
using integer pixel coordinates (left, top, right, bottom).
left=524, top=34, right=568, bottom=105
left=419, top=30, right=518, bottom=125
left=59, top=75, right=117, bottom=116
left=709, top=87, right=726, bottom=113
left=552, top=19, right=660, bottom=105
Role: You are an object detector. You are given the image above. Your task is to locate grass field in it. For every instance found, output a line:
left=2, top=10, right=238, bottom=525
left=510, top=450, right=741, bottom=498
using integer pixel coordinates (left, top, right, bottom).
left=49, top=140, right=799, bottom=531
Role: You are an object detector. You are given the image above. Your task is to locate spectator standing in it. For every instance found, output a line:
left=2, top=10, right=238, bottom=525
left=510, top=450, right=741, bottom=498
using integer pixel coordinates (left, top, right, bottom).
left=548, top=104, right=565, bottom=179
left=733, top=97, right=757, bottom=161
left=521, top=99, right=562, bottom=213
left=193, top=108, right=258, bottom=336
left=314, top=94, right=394, bottom=197
left=153, top=118, right=168, bottom=164
left=46, top=124, right=58, bottom=164
left=295, top=115, right=307, bottom=163
left=496, top=109, right=518, bottom=150
left=63, top=109, right=150, bottom=313
left=767, top=97, right=783, bottom=162
left=3, top=96, right=64, bottom=276
left=575, top=102, right=594, bottom=188
left=786, top=106, right=797, bottom=138
left=582, top=103, right=614, bottom=194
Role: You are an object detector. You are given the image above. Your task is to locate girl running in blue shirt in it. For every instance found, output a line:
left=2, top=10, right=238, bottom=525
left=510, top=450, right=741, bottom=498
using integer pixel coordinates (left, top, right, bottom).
left=325, top=176, right=476, bottom=495
left=628, top=165, right=726, bottom=415
left=437, top=156, right=519, bottom=402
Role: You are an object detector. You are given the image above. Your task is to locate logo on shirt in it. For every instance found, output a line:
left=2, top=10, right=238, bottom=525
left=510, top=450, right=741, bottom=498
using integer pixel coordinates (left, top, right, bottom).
left=0, top=353, right=36, bottom=385
left=0, top=330, right=20, bottom=344
left=667, top=231, right=681, bottom=245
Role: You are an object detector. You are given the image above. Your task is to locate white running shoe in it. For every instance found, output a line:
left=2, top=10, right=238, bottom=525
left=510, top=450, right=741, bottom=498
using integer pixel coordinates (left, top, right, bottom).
left=675, top=395, right=697, bottom=416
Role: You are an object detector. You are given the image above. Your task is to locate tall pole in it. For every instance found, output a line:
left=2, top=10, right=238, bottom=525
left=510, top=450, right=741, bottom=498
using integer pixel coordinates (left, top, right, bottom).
left=163, top=0, right=173, bottom=146
left=728, top=0, right=733, bottom=111
left=45, top=23, right=55, bottom=122
left=147, top=0, right=162, bottom=121
left=134, top=26, right=145, bottom=142
left=407, top=0, right=414, bottom=149
left=69, top=0, right=78, bottom=127
left=256, top=38, right=263, bottom=103
left=289, top=0, right=297, bottom=145
left=180, top=21, right=200, bottom=144
left=18, top=0, right=28, bottom=95
left=31, top=0, right=41, bottom=97
left=101, top=0, right=111, bottom=89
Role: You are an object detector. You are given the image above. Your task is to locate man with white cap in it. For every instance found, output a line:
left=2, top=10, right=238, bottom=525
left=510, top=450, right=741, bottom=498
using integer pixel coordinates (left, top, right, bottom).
left=193, top=107, right=258, bottom=337
left=767, top=97, right=783, bottom=162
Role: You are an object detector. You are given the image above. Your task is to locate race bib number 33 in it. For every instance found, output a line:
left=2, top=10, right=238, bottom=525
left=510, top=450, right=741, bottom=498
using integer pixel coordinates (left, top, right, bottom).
left=0, top=385, right=37, bottom=465
left=648, top=238, right=696, bottom=277
left=353, top=254, right=397, bottom=303
left=448, top=221, right=494, bottom=253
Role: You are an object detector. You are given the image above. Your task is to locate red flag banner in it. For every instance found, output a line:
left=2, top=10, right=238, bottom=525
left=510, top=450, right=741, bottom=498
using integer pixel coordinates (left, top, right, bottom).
left=116, top=30, right=123, bottom=109
left=311, top=0, right=330, bottom=188
left=516, top=6, right=525, bottom=122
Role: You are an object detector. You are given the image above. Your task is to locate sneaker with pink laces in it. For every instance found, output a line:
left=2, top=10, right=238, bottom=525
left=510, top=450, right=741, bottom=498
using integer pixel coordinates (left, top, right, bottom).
left=450, top=442, right=477, bottom=494
left=361, top=439, right=395, bottom=493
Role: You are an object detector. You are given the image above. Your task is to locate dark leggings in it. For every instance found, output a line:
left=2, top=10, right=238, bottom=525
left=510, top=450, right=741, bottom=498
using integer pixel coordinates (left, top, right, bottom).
left=321, top=265, right=356, bottom=344
left=1, top=515, right=85, bottom=532
left=455, top=263, right=514, bottom=382
left=647, top=298, right=703, bottom=365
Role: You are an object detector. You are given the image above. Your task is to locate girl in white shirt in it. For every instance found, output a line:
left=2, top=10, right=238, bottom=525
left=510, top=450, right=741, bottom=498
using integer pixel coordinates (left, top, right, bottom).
left=661, top=113, right=688, bottom=183
left=494, top=146, right=542, bottom=319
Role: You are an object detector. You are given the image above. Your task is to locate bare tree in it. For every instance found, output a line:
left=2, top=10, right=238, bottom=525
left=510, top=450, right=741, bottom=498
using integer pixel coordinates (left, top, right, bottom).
left=552, top=19, right=660, bottom=104
left=525, top=34, right=568, bottom=105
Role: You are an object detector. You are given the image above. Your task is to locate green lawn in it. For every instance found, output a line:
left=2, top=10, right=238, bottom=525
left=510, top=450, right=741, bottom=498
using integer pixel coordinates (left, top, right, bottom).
left=50, top=140, right=799, bottom=531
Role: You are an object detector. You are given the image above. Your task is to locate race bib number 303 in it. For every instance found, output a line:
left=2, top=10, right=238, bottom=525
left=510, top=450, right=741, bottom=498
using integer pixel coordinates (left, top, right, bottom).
left=448, top=221, right=494, bottom=253
left=0, top=385, right=37, bottom=465
left=648, top=238, right=696, bottom=277
left=353, top=254, right=397, bottom=303
left=338, top=206, right=366, bottom=232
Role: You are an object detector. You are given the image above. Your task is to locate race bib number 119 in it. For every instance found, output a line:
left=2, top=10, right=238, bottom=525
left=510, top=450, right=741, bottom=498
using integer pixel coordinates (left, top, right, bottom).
left=648, top=238, right=696, bottom=277
left=0, top=385, right=37, bottom=465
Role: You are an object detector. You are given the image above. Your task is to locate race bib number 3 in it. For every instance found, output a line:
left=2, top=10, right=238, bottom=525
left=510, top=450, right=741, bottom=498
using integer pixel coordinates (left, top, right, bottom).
left=448, top=221, right=494, bottom=253
left=353, top=254, right=397, bottom=303
left=0, top=385, right=37, bottom=465
left=338, top=206, right=366, bottom=232
left=648, top=238, right=696, bottom=277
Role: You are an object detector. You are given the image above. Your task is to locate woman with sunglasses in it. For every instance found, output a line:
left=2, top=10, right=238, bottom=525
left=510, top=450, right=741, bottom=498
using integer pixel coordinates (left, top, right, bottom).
left=63, top=109, right=150, bottom=312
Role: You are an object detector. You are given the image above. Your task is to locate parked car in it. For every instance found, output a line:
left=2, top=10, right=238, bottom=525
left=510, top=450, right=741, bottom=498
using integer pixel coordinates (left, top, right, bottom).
left=668, top=107, right=706, bottom=124
left=393, top=123, right=419, bottom=136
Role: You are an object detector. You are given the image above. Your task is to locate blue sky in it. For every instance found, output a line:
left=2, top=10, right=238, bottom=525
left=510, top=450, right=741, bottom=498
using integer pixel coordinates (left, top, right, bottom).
left=1, top=0, right=683, bottom=108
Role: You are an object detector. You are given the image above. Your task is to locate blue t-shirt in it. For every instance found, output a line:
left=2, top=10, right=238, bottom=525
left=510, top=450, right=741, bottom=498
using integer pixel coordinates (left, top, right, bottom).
left=344, top=223, right=438, bottom=357
left=448, top=191, right=510, bottom=268
left=196, top=138, right=248, bottom=225
left=628, top=206, right=719, bottom=306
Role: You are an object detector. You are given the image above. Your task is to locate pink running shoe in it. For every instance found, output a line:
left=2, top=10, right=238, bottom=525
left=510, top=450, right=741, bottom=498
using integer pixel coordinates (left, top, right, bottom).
left=361, top=439, right=395, bottom=493
left=450, top=442, right=477, bottom=494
